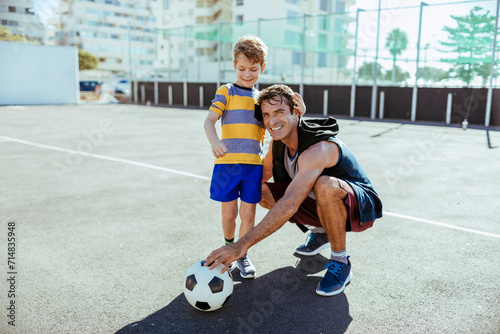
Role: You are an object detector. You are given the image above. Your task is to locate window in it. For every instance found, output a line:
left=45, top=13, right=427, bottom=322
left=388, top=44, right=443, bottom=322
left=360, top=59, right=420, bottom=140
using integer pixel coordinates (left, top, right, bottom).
left=292, top=51, right=302, bottom=65
left=335, top=0, right=345, bottom=13
left=334, top=20, right=344, bottom=33
left=285, top=30, right=302, bottom=45
left=318, top=53, right=327, bottom=67
left=287, top=10, right=300, bottom=25
left=236, top=15, right=243, bottom=24
left=318, top=33, right=327, bottom=49
left=236, top=0, right=243, bottom=6
left=320, top=0, right=328, bottom=11
left=318, top=16, right=330, bottom=31
left=8, top=6, right=16, bottom=13
left=333, top=36, right=342, bottom=49
left=85, top=8, right=100, bottom=15
left=338, top=56, right=346, bottom=69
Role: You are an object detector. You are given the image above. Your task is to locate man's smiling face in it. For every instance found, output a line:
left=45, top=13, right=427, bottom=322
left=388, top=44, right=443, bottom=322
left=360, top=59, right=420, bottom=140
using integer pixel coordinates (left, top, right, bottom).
left=261, top=97, right=298, bottom=141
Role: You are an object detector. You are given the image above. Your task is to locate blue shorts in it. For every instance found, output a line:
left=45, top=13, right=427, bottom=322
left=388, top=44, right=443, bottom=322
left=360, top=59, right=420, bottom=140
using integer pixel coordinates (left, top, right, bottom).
left=210, top=164, right=263, bottom=203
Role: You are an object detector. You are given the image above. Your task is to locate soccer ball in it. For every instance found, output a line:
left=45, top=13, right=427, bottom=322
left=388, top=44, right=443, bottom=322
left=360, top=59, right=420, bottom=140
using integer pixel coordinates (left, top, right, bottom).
left=183, top=260, right=233, bottom=311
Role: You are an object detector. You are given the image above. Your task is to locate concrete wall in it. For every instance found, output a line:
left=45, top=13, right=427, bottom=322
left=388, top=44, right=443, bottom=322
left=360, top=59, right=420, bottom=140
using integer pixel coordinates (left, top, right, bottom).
left=0, top=42, right=79, bottom=105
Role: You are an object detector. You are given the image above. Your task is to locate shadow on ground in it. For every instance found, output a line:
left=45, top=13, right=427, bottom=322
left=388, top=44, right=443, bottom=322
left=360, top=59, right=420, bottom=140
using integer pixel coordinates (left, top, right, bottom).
left=116, top=254, right=352, bottom=334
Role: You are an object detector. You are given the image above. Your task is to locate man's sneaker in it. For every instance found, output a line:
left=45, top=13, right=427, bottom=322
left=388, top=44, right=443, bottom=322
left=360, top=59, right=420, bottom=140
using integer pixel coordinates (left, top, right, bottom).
left=316, top=258, right=352, bottom=296
left=295, top=232, right=330, bottom=256
left=236, top=254, right=256, bottom=279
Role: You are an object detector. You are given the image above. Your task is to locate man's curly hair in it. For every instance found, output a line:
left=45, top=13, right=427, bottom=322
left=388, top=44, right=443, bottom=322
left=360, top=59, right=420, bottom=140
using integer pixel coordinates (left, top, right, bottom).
left=257, top=84, right=295, bottom=113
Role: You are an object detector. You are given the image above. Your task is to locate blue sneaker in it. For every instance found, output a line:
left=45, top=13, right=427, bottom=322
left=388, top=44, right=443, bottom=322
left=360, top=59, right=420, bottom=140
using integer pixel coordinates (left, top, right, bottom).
left=295, top=232, right=330, bottom=256
left=316, top=258, right=352, bottom=296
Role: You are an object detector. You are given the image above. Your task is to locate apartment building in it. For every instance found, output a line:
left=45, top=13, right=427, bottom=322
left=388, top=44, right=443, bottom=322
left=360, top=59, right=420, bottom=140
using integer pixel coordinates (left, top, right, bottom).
left=0, top=0, right=45, bottom=43
left=41, top=0, right=355, bottom=83
left=158, top=0, right=232, bottom=81
left=47, top=0, right=161, bottom=78
left=232, top=0, right=355, bottom=84
left=159, top=0, right=355, bottom=83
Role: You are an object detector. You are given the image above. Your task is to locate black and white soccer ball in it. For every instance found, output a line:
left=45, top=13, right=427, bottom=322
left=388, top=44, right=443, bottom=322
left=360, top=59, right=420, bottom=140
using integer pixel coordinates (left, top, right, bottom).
left=183, top=260, right=233, bottom=311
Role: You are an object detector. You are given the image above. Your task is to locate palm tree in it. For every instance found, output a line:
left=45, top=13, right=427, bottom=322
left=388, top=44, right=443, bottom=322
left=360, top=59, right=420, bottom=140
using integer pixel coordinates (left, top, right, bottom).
left=385, top=28, right=408, bottom=83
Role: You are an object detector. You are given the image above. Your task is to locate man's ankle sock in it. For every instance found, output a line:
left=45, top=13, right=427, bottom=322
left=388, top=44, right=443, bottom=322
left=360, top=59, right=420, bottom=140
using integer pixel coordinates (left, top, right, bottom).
left=225, top=237, right=234, bottom=245
left=331, top=248, right=348, bottom=265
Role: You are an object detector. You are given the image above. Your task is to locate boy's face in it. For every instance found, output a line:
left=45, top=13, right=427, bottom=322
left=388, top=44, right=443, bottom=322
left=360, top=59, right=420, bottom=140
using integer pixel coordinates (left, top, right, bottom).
left=233, top=55, right=266, bottom=89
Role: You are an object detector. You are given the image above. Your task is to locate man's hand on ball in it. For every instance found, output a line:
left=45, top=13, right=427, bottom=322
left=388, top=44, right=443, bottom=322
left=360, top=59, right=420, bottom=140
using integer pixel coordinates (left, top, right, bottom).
left=205, top=243, right=245, bottom=274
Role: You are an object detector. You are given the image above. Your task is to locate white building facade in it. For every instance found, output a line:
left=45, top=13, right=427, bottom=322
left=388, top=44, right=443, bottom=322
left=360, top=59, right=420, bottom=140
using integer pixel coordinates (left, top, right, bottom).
left=47, top=0, right=161, bottom=78
left=231, top=0, right=355, bottom=84
left=43, top=0, right=355, bottom=83
left=157, top=0, right=232, bottom=82
left=0, top=0, right=45, bottom=42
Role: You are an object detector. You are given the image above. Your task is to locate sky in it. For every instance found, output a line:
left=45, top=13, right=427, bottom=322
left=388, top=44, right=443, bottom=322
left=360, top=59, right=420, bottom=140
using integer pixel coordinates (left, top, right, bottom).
left=349, top=0, right=498, bottom=75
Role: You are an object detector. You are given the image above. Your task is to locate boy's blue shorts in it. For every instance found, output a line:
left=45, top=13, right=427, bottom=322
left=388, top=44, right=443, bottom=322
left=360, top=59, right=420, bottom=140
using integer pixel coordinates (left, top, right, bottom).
left=210, top=164, right=263, bottom=204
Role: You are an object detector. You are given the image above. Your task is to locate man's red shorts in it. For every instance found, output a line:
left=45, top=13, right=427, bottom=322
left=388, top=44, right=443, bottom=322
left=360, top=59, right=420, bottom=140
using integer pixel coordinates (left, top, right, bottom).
left=265, top=179, right=374, bottom=232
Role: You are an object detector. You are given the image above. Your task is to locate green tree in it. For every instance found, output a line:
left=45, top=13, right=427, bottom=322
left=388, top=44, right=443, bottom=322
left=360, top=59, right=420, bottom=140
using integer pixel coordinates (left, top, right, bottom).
left=383, top=65, right=410, bottom=83
left=385, top=28, right=408, bottom=83
left=440, top=6, right=496, bottom=86
left=78, top=49, right=99, bottom=70
left=420, top=66, right=448, bottom=83
left=358, top=62, right=384, bottom=80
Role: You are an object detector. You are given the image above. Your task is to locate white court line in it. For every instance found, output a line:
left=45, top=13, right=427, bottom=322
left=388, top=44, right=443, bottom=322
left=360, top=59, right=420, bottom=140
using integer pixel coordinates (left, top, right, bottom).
left=3, top=135, right=498, bottom=239
left=0, top=135, right=211, bottom=181
left=383, top=212, right=500, bottom=239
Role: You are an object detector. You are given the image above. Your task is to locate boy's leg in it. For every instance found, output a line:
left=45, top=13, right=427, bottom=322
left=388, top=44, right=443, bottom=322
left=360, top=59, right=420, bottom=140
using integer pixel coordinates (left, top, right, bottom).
left=221, top=200, right=238, bottom=240
left=234, top=201, right=257, bottom=279
left=238, top=201, right=256, bottom=237
left=237, top=201, right=257, bottom=278
left=237, top=164, right=262, bottom=279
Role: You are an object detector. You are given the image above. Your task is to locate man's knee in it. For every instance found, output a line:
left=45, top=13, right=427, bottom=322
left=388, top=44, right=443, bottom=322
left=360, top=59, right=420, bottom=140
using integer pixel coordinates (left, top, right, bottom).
left=259, top=183, right=275, bottom=210
left=313, top=176, right=347, bottom=201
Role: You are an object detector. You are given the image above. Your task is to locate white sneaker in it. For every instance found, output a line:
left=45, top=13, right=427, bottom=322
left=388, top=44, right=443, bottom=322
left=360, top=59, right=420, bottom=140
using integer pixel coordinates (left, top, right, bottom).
left=236, top=254, right=256, bottom=279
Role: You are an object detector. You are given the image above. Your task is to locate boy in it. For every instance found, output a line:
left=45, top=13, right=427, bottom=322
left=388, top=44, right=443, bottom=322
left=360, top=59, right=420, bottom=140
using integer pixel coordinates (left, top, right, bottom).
left=204, top=35, right=304, bottom=278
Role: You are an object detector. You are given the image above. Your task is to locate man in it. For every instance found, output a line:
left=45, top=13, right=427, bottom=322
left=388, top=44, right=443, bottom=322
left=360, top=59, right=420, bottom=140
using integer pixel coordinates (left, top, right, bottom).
left=205, top=84, right=382, bottom=296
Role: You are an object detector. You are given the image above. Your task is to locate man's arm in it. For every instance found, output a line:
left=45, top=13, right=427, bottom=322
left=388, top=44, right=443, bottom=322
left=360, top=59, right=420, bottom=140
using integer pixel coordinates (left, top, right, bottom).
left=205, top=142, right=339, bottom=273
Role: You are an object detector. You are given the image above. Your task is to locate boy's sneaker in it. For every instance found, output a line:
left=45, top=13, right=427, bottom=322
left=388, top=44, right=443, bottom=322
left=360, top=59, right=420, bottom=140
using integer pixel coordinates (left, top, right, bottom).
left=295, top=232, right=330, bottom=256
left=316, top=258, right=352, bottom=296
left=236, top=254, right=256, bottom=279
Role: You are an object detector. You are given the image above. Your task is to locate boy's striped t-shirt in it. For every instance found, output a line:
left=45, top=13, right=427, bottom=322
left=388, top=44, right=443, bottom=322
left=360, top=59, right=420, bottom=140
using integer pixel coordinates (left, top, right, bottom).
left=209, top=83, right=265, bottom=165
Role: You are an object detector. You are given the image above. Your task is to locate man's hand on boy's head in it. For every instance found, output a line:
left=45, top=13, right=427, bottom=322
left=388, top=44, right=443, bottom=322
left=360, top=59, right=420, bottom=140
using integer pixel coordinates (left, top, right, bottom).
left=210, top=140, right=228, bottom=159
left=293, top=92, right=306, bottom=117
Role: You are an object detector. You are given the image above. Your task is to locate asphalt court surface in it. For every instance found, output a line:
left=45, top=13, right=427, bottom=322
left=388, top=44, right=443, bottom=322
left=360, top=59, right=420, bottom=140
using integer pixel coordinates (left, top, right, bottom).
left=0, top=104, right=499, bottom=334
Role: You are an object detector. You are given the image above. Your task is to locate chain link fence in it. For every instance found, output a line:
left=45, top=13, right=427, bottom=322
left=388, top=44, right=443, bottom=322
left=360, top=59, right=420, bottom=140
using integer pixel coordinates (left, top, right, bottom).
left=128, top=0, right=499, bottom=90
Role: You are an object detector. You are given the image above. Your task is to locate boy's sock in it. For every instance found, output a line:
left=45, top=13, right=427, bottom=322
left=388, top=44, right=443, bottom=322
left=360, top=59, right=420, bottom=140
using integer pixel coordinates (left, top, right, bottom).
left=331, top=248, right=348, bottom=265
left=225, top=237, right=235, bottom=245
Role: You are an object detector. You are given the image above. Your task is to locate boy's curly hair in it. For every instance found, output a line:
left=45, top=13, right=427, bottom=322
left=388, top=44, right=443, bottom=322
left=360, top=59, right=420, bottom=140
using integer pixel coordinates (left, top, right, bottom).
left=257, top=84, right=295, bottom=113
left=233, top=35, right=268, bottom=66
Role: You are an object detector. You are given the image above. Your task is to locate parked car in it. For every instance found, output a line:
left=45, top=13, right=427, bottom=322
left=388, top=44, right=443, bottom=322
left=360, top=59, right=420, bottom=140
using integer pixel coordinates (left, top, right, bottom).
left=79, top=80, right=103, bottom=101
left=115, top=79, right=131, bottom=95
